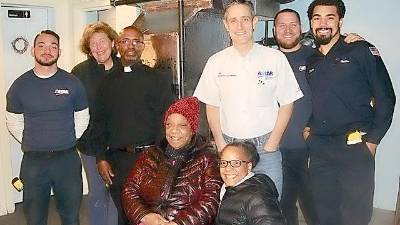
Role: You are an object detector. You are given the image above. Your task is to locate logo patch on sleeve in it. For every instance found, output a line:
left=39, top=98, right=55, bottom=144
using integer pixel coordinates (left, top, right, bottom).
left=369, top=47, right=381, bottom=56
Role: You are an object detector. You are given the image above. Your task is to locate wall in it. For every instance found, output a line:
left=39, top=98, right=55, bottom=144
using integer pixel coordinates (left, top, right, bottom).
left=283, top=0, right=399, bottom=211
left=0, top=0, right=74, bottom=69
left=0, top=0, right=75, bottom=214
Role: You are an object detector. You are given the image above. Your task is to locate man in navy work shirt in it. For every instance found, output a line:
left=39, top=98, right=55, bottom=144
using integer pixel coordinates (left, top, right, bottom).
left=274, top=8, right=363, bottom=225
left=273, top=9, right=318, bottom=225
left=305, top=1, right=396, bottom=225
left=6, top=30, right=89, bottom=225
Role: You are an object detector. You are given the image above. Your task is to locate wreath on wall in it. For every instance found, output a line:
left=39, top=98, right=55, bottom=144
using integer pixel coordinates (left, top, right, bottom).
left=11, top=36, right=29, bottom=54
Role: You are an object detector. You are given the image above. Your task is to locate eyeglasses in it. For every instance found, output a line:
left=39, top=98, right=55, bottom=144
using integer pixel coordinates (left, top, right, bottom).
left=218, top=160, right=249, bottom=168
left=118, top=38, right=144, bottom=46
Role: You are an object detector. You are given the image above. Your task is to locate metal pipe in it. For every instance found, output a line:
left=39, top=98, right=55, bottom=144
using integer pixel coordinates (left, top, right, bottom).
left=110, top=0, right=147, bottom=7
left=264, top=20, right=268, bottom=46
left=178, top=0, right=185, bottom=98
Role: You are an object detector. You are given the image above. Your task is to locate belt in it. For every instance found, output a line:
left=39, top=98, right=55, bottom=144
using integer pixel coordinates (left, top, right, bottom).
left=24, top=147, right=75, bottom=158
left=115, top=143, right=155, bottom=153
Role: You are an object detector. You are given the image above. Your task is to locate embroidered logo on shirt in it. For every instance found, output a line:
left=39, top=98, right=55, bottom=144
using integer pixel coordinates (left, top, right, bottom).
left=256, top=70, right=274, bottom=85
left=308, top=68, right=315, bottom=74
left=299, top=65, right=306, bottom=72
left=54, top=89, right=69, bottom=96
left=369, top=47, right=381, bottom=57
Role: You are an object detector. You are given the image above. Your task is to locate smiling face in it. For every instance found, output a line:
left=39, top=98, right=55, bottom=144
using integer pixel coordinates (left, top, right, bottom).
left=117, top=27, right=145, bottom=66
left=219, top=146, right=252, bottom=187
left=274, top=11, right=302, bottom=52
left=311, top=5, right=342, bottom=46
left=89, top=32, right=113, bottom=66
left=165, top=113, right=193, bottom=150
left=223, top=3, right=258, bottom=50
left=33, top=33, right=60, bottom=67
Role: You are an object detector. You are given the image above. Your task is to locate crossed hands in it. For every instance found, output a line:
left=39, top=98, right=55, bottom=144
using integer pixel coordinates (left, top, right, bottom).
left=141, top=213, right=178, bottom=225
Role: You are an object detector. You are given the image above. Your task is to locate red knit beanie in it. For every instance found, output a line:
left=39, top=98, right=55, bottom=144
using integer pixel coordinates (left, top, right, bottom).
left=164, top=96, right=200, bottom=132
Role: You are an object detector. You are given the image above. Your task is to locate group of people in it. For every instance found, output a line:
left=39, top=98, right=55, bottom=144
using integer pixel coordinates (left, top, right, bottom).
left=5, top=0, right=395, bottom=225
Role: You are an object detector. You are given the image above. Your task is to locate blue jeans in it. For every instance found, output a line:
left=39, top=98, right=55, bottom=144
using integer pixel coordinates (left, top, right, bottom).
left=223, top=133, right=283, bottom=199
left=21, top=149, right=82, bottom=225
left=81, top=153, right=118, bottom=225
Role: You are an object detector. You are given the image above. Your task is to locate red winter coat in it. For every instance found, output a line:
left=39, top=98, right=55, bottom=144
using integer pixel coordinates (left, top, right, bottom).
left=121, top=135, right=223, bottom=225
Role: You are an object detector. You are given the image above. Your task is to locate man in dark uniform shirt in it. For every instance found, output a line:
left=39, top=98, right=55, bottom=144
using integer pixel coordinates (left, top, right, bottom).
left=93, top=25, right=174, bottom=225
left=305, top=1, right=395, bottom=225
left=273, top=8, right=317, bottom=225
left=274, top=8, right=363, bottom=225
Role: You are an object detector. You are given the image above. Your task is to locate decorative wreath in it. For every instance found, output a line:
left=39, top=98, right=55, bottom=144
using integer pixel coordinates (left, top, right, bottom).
left=11, top=36, right=29, bottom=54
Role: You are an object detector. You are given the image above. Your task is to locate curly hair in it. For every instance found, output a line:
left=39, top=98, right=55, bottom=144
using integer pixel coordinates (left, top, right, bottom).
left=221, top=141, right=260, bottom=169
left=307, top=0, right=346, bottom=20
left=79, top=21, right=118, bottom=56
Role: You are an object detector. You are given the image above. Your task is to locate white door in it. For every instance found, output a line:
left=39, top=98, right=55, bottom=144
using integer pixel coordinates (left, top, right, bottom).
left=1, top=4, right=54, bottom=203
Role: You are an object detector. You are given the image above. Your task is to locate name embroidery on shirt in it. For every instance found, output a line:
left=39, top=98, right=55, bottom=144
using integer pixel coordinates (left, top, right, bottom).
left=217, top=72, right=237, bottom=77
left=335, top=57, right=350, bottom=64
left=54, top=89, right=70, bottom=96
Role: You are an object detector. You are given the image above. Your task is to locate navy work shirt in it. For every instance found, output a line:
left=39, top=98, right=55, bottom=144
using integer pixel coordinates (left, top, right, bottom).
left=6, top=69, right=88, bottom=151
left=306, top=35, right=395, bottom=144
left=280, top=45, right=314, bottom=151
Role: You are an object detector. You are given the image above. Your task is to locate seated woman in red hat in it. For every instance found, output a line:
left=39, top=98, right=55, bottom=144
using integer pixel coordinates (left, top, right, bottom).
left=121, top=96, right=222, bottom=225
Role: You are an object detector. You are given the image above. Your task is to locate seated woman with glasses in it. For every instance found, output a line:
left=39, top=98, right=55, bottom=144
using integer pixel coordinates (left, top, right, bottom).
left=216, top=142, right=285, bottom=225
left=121, top=96, right=223, bottom=225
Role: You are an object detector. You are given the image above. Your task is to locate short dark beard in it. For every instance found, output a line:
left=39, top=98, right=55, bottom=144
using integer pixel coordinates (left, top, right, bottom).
left=276, top=35, right=302, bottom=50
left=121, top=58, right=142, bottom=67
left=314, top=35, right=332, bottom=45
left=314, top=28, right=333, bottom=45
left=35, top=55, right=58, bottom=66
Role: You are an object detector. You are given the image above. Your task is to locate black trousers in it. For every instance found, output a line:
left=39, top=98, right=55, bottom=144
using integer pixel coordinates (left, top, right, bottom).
left=21, top=149, right=82, bottom=225
left=280, top=149, right=319, bottom=225
left=106, top=150, right=140, bottom=225
left=307, top=135, right=375, bottom=225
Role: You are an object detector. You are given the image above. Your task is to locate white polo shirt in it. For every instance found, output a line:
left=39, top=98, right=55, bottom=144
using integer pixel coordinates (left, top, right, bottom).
left=194, top=43, right=303, bottom=139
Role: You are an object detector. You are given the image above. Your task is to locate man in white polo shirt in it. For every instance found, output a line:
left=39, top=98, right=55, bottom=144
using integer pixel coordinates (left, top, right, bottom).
left=194, top=0, right=302, bottom=197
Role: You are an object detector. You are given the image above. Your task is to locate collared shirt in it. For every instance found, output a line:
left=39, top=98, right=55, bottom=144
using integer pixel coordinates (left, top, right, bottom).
left=306, top=36, right=395, bottom=143
left=92, top=62, right=174, bottom=161
left=194, top=43, right=303, bottom=138
left=220, top=172, right=254, bottom=201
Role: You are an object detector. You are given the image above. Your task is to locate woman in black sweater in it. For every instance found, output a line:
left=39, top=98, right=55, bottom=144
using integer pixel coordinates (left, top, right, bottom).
left=71, top=21, right=120, bottom=225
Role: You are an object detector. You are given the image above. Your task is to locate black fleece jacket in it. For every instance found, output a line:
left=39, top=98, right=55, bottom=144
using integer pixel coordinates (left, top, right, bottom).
left=216, top=174, right=285, bottom=225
